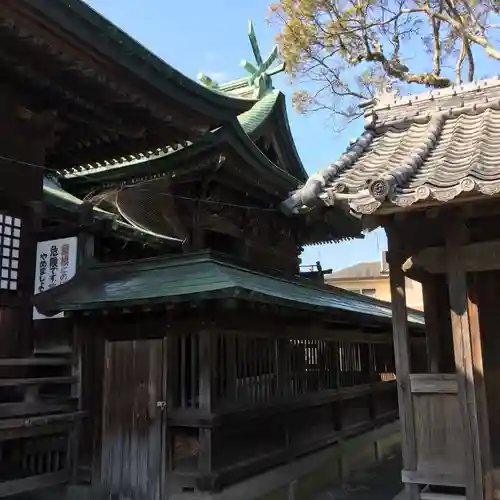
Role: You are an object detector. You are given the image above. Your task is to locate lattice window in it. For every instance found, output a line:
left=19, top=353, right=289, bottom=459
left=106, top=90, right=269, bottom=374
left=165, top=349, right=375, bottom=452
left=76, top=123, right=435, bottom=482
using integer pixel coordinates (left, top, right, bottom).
left=0, top=214, right=21, bottom=291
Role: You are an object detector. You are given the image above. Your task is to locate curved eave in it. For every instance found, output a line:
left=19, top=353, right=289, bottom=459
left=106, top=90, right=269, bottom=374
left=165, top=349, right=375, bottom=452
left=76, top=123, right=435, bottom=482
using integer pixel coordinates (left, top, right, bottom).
left=216, top=123, right=302, bottom=196
left=64, top=97, right=302, bottom=195
left=20, top=0, right=254, bottom=123
left=235, top=92, right=308, bottom=183
left=273, top=95, right=309, bottom=183
left=62, top=133, right=223, bottom=188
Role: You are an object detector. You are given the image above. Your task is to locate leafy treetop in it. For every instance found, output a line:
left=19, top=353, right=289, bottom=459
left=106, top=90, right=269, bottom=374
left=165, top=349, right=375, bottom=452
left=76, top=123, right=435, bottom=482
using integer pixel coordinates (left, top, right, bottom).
left=268, top=0, right=500, bottom=127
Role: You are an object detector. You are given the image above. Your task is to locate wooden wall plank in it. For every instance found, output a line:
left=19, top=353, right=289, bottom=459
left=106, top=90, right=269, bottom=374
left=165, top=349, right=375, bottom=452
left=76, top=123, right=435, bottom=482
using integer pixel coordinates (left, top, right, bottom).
left=409, top=374, right=458, bottom=394
left=422, top=276, right=442, bottom=373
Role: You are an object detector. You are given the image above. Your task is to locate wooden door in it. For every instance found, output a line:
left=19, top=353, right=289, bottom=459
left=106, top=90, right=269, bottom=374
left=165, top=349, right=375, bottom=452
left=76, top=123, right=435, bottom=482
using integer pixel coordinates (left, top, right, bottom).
left=101, top=339, right=167, bottom=500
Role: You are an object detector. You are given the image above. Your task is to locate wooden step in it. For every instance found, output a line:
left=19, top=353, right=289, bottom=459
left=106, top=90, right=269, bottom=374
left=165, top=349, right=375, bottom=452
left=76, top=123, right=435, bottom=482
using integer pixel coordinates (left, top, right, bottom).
left=0, top=411, right=85, bottom=430
left=0, top=411, right=85, bottom=440
left=0, top=399, right=78, bottom=418
left=0, top=357, right=72, bottom=367
left=420, top=492, right=465, bottom=500
left=0, top=376, right=77, bottom=387
left=33, top=346, right=72, bottom=356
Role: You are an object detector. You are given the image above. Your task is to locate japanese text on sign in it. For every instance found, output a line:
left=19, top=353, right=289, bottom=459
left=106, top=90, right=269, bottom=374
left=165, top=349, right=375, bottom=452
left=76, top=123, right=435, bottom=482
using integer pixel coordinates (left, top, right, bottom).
left=33, top=237, right=78, bottom=320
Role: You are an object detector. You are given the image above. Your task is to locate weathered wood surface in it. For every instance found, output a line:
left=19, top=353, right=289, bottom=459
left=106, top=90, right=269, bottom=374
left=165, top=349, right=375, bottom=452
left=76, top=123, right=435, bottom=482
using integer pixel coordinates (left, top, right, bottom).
left=475, top=272, right=500, bottom=469
left=100, top=339, right=165, bottom=500
left=404, top=239, right=500, bottom=274
left=0, top=354, right=82, bottom=496
left=412, top=393, right=464, bottom=480
left=409, top=374, right=458, bottom=394
left=401, top=468, right=465, bottom=487
left=80, top=297, right=415, bottom=496
left=387, top=224, right=419, bottom=500
left=446, top=218, right=484, bottom=500
left=422, top=277, right=441, bottom=373
left=468, top=273, right=494, bottom=499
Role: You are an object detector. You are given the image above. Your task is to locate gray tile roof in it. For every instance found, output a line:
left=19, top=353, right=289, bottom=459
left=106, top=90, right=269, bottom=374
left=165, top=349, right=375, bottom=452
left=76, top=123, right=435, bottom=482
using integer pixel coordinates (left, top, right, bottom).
left=326, top=262, right=386, bottom=280
left=281, top=76, right=500, bottom=216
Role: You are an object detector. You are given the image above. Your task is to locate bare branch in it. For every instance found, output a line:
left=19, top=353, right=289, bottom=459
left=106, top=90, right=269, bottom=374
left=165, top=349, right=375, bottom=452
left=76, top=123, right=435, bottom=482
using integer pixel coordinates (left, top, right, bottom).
left=268, top=0, right=500, bottom=129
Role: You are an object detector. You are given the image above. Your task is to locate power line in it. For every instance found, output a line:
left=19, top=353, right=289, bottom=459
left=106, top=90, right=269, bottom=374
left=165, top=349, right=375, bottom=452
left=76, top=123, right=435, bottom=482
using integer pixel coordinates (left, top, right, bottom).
left=0, top=154, right=280, bottom=212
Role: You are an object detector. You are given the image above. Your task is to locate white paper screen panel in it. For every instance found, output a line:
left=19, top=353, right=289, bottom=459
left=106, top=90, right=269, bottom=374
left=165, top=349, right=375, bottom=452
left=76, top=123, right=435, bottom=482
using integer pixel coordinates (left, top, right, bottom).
left=0, top=214, right=21, bottom=291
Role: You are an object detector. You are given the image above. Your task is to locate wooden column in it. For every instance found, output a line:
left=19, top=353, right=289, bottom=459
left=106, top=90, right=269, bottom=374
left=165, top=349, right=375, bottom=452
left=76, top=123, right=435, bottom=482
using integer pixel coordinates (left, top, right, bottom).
left=468, top=274, right=493, bottom=500
left=387, top=224, right=419, bottom=500
left=198, top=331, right=213, bottom=488
left=0, top=101, right=51, bottom=357
left=77, top=203, right=96, bottom=265
left=445, top=217, right=485, bottom=500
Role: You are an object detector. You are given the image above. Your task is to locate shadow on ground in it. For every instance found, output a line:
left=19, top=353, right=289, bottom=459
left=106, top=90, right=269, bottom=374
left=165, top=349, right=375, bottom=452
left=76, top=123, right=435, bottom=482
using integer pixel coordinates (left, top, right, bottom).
left=314, top=453, right=403, bottom=500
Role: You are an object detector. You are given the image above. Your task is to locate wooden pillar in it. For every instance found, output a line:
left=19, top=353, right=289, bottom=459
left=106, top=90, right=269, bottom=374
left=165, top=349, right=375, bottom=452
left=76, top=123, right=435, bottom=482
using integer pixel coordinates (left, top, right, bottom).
left=77, top=203, right=96, bottom=265
left=468, top=274, right=493, bottom=500
left=198, top=331, right=213, bottom=487
left=445, top=217, right=485, bottom=500
left=0, top=101, right=52, bottom=356
left=387, top=224, right=419, bottom=500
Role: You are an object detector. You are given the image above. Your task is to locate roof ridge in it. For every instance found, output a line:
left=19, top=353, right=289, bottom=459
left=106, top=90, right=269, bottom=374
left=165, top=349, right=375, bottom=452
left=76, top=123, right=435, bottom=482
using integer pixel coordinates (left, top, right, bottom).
left=371, top=75, right=500, bottom=112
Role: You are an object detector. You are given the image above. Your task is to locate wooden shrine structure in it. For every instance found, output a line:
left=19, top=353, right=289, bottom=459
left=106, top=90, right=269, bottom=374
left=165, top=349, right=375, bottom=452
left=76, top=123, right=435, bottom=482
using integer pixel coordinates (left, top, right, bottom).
left=282, top=78, right=500, bottom=500
left=0, top=1, right=426, bottom=499
left=0, top=0, right=254, bottom=496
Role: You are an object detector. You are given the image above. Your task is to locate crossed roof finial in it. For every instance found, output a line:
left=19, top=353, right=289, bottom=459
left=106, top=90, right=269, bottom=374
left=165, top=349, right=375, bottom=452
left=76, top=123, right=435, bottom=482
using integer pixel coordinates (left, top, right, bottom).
left=198, top=20, right=285, bottom=98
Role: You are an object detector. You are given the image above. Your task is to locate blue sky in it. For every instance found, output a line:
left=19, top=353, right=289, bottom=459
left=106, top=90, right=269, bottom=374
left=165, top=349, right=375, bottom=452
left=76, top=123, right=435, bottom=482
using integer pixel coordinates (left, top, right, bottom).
left=82, top=0, right=430, bottom=271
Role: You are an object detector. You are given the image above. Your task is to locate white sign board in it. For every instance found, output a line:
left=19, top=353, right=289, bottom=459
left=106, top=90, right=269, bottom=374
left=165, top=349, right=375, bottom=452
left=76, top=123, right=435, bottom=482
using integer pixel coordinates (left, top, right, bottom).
left=33, top=237, right=78, bottom=320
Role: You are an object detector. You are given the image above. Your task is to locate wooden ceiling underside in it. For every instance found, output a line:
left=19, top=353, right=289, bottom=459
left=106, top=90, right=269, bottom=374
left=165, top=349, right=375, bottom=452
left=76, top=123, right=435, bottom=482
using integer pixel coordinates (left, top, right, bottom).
left=0, top=2, right=219, bottom=170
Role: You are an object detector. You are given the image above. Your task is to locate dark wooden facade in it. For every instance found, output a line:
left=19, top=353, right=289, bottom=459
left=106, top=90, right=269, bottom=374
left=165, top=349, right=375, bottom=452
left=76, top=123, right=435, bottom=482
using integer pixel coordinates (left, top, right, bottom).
left=0, top=0, right=254, bottom=497
left=0, top=1, right=424, bottom=499
left=54, top=298, right=424, bottom=498
left=31, top=249, right=425, bottom=498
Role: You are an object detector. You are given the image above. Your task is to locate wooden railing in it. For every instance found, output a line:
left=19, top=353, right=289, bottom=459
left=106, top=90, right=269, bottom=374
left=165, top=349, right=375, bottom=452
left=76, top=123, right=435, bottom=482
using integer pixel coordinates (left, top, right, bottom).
left=0, top=356, right=84, bottom=497
left=167, top=331, right=399, bottom=491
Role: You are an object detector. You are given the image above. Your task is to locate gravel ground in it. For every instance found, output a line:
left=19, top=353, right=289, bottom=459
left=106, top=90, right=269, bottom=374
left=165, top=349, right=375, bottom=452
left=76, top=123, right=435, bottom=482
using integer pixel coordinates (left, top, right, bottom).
left=314, top=453, right=403, bottom=500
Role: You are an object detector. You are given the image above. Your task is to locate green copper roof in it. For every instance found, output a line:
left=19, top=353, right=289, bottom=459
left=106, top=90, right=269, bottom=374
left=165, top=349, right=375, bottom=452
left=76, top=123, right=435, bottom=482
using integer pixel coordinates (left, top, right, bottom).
left=34, top=252, right=424, bottom=328
left=237, top=91, right=280, bottom=136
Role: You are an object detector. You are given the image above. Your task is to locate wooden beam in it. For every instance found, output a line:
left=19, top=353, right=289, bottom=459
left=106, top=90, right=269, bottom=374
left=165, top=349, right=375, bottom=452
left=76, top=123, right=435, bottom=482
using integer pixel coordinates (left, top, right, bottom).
left=387, top=223, right=419, bottom=500
left=204, top=327, right=396, bottom=344
left=0, top=357, right=71, bottom=366
left=405, top=239, right=500, bottom=274
left=445, top=217, right=484, bottom=500
left=0, top=376, right=78, bottom=387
